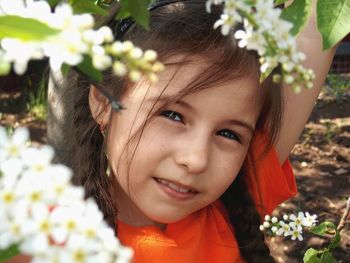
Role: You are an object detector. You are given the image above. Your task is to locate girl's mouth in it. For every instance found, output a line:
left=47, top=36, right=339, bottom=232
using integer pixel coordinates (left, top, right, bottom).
left=153, top=177, right=198, bottom=200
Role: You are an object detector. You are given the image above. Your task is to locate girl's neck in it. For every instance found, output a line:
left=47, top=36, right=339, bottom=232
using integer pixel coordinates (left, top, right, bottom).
left=109, top=175, right=166, bottom=231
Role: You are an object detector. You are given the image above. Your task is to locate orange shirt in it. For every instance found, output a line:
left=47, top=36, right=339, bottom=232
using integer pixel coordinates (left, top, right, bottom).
left=118, top=134, right=297, bottom=262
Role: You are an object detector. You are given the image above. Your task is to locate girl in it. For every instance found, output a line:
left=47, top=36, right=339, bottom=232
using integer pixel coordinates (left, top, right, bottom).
left=10, top=0, right=336, bottom=262
left=70, top=1, right=336, bottom=262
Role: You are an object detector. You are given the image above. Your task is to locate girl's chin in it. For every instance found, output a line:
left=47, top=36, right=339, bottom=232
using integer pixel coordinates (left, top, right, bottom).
left=143, top=210, right=194, bottom=226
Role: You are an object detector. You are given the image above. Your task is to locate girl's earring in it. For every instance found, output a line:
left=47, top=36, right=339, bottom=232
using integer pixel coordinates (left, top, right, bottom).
left=99, top=123, right=106, bottom=136
left=99, top=123, right=111, bottom=176
left=105, top=152, right=111, bottom=177
left=106, top=162, right=111, bottom=177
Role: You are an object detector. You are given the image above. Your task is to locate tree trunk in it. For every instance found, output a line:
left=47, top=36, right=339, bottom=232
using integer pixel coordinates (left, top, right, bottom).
left=47, top=69, right=76, bottom=167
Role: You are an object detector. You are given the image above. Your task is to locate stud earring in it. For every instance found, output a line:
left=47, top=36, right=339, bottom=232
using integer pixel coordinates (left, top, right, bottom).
left=106, top=163, right=111, bottom=177
left=99, top=123, right=106, bottom=133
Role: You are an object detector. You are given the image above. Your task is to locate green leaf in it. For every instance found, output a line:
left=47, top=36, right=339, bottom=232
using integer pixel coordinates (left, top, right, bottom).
left=69, top=0, right=109, bottom=16
left=77, top=55, right=103, bottom=82
left=281, top=0, right=312, bottom=36
left=329, top=230, right=341, bottom=250
left=260, top=66, right=274, bottom=83
left=310, top=221, right=336, bottom=236
left=317, top=0, right=350, bottom=50
left=0, top=15, right=60, bottom=41
left=303, top=248, right=322, bottom=263
left=0, top=60, right=11, bottom=76
left=118, top=0, right=151, bottom=29
left=46, top=0, right=61, bottom=8
left=116, top=3, right=132, bottom=20
left=274, top=0, right=289, bottom=6
left=60, top=63, right=71, bottom=77
left=320, top=251, right=337, bottom=263
left=0, top=244, right=20, bottom=262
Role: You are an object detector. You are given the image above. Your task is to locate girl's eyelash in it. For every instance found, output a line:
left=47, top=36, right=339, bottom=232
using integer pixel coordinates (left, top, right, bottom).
left=216, top=129, right=241, bottom=143
left=161, top=110, right=183, bottom=122
left=161, top=111, right=241, bottom=143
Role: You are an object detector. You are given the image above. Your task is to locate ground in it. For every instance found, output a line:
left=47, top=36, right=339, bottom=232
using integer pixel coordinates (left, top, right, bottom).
left=0, top=78, right=349, bottom=262
left=270, top=84, right=350, bottom=262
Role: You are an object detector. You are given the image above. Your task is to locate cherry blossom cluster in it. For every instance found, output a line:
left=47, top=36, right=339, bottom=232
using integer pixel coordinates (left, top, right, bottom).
left=206, top=0, right=315, bottom=92
left=0, top=126, right=133, bottom=263
left=0, top=0, right=163, bottom=82
left=260, top=212, right=318, bottom=241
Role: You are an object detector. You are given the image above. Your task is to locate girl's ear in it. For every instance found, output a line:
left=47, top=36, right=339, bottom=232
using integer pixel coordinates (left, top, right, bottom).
left=88, top=85, right=112, bottom=126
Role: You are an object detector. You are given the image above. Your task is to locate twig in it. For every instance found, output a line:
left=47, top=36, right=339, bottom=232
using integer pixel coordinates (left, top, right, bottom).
left=95, top=0, right=120, bottom=29
left=337, top=196, right=350, bottom=232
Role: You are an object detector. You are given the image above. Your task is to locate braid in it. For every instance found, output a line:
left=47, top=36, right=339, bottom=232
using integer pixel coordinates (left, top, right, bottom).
left=71, top=74, right=117, bottom=232
left=220, top=169, right=275, bottom=263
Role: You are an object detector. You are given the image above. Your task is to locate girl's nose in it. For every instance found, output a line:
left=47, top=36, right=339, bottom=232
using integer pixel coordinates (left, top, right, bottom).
left=174, top=133, right=210, bottom=175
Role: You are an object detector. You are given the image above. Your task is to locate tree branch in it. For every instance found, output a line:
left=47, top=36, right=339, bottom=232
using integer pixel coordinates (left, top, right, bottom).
left=337, top=196, right=350, bottom=232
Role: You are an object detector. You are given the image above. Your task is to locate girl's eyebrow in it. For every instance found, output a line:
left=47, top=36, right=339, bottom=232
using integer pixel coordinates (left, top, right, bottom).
left=148, top=96, right=255, bottom=134
left=148, top=96, right=194, bottom=111
left=225, top=120, right=254, bottom=135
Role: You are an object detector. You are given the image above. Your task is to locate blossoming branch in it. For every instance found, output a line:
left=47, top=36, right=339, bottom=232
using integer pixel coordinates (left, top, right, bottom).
left=206, top=0, right=315, bottom=92
left=0, top=0, right=164, bottom=82
left=0, top=126, right=133, bottom=262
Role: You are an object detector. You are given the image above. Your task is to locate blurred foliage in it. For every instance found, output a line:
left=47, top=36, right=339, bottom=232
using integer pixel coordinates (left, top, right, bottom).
left=324, top=73, right=350, bottom=101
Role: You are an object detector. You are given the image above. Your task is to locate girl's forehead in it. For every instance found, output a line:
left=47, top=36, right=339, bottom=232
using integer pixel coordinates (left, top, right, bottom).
left=125, top=53, right=260, bottom=104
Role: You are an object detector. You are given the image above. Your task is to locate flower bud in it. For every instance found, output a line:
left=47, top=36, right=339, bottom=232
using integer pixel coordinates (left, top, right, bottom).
left=129, top=47, right=143, bottom=60
left=113, top=61, right=127, bottom=76
left=76, top=14, right=94, bottom=29
left=99, top=26, right=114, bottom=43
left=148, top=73, right=158, bottom=83
left=122, top=41, right=134, bottom=52
left=152, top=62, right=165, bottom=72
left=263, top=221, right=270, bottom=228
left=92, top=54, right=112, bottom=70
left=293, top=84, right=301, bottom=94
left=306, top=82, right=313, bottom=89
left=109, top=42, right=123, bottom=56
left=284, top=75, right=294, bottom=84
left=144, top=50, right=157, bottom=61
left=129, top=70, right=142, bottom=82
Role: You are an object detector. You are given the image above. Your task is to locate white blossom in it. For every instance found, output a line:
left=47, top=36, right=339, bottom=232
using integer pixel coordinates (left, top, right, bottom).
left=290, top=226, right=303, bottom=241
left=0, top=0, right=162, bottom=81
left=0, top=126, right=29, bottom=160
left=207, top=0, right=315, bottom=90
left=21, top=146, right=54, bottom=176
left=0, top=126, right=133, bottom=262
left=0, top=200, right=28, bottom=249
left=263, top=221, right=270, bottom=228
left=289, top=212, right=305, bottom=230
left=19, top=204, right=53, bottom=254
left=276, top=221, right=292, bottom=237
left=50, top=205, right=85, bottom=244
left=302, top=212, right=317, bottom=227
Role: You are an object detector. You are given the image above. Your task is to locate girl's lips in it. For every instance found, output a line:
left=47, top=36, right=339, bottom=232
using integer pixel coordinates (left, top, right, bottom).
left=153, top=177, right=198, bottom=200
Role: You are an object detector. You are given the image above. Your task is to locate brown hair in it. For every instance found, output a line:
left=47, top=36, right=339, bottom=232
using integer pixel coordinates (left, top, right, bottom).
left=71, top=1, right=282, bottom=262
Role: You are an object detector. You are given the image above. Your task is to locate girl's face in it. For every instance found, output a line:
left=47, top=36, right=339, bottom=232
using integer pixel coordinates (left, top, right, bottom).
left=102, top=56, right=260, bottom=228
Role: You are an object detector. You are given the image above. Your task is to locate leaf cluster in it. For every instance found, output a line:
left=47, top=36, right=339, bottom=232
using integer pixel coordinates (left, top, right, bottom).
left=303, top=221, right=341, bottom=263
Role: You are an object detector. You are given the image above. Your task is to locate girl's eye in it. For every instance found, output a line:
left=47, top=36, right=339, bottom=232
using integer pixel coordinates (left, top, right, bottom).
left=216, top=129, right=241, bottom=143
left=161, top=110, right=183, bottom=122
